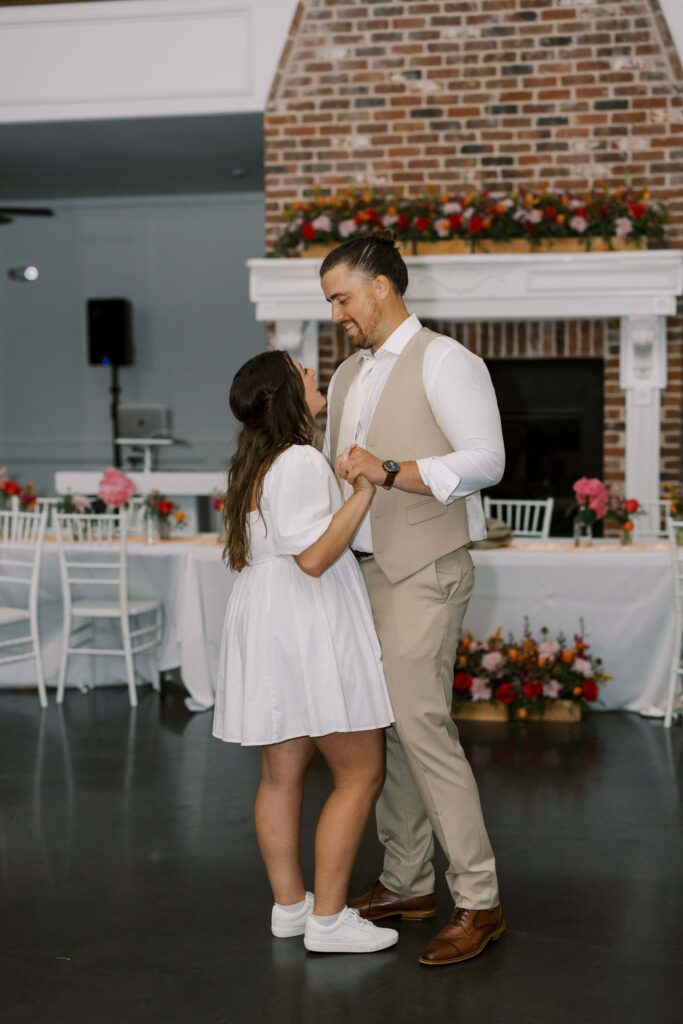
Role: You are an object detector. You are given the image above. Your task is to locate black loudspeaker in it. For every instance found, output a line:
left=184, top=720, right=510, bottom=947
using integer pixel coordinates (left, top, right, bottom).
left=87, top=298, right=134, bottom=366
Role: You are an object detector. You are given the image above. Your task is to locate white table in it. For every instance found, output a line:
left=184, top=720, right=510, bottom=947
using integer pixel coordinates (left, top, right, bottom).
left=1, top=538, right=674, bottom=715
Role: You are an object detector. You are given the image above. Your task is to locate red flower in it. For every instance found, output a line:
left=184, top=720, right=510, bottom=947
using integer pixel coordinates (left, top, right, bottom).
left=495, top=682, right=517, bottom=705
left=22, top=495, right=37, bottom=509
left=582, top=679, right=599, bottom=702
left=545, top=206, right=557, bottom=219
left=2, top=480, right=21, bottom=496
left=211, top=496, right=225, bottom=511
left=449, top=213, right=463, bottom=230
left=523, top=681, right=543, bottom=699
left=156, top=500, right=174, bottom=516
left=302, top=223, right=316, bottom=240
left=453, top=672, right=473, bottom=692
left=397, top=213, right=410, bottom=230
left=413, top=216, right=431, bottom=232
left=468, top=216, right=485, bottom=234
left=629, top=202, right=647, bottom=220
left=624, top=499, right=640, bottom=514
left=361, top=207, right=379, bottom=222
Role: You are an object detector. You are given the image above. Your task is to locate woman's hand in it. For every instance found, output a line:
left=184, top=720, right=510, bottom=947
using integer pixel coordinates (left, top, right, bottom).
left=353, top=473, right=375, bottom=495
left=335, top=444, right=356, bottom=481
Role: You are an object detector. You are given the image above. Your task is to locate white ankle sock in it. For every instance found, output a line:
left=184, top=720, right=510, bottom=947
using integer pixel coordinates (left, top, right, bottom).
left=275, top=897, right=308, bottom=915
left=310, top=909, right=344, bottom=927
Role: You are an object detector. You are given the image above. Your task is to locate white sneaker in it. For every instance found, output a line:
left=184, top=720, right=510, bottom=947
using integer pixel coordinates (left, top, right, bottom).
left=304, top=907, right=399, bottom=953
left=271, top=892, right=314, bottom=938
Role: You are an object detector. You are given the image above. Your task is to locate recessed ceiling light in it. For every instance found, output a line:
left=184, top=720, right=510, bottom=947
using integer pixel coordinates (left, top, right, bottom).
left=8, top=265, right=39, bottom=282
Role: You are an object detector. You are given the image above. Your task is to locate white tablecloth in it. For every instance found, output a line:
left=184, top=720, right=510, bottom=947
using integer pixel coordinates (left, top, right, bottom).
left=1, top=538, right=674, bottom=714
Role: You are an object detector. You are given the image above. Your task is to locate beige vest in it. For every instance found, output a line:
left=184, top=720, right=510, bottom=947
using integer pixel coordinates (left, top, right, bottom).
left=329, top=327, right=471, bottom=583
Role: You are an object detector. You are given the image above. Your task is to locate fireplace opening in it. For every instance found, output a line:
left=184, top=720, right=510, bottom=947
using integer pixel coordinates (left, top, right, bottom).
left=484, top=359, right=604, bottom=537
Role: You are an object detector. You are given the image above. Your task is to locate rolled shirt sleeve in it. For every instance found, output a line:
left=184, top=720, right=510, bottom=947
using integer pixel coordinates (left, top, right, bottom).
left=416, top=338, right=505, bottom=505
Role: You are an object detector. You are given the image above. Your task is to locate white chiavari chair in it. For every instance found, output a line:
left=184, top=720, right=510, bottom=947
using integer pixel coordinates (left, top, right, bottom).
left=125, top=497, right=147, bottom=536
left=0, top=508, right=48, bottom=707
left=483, top=497, right=554, bottom=540
left=55, top=512, right=162, bottom=707
left=35, top=497, right=61, bottom=532
left=665, top=518, right=683, bottom=728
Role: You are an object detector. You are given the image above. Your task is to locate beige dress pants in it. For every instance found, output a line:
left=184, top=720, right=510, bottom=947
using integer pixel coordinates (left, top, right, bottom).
left=360, top=546, right=499, bottom=909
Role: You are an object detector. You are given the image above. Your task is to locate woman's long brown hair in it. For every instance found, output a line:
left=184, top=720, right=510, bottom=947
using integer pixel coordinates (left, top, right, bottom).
left=222, top=351, right=314, bottom=571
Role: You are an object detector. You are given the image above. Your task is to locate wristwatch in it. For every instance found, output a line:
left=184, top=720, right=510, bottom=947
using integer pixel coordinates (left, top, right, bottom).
left=382, top=459, right=401, bottom=490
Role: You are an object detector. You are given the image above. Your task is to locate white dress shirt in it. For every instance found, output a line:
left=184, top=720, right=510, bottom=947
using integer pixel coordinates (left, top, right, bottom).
left=323, top=313, right=505, bottom=553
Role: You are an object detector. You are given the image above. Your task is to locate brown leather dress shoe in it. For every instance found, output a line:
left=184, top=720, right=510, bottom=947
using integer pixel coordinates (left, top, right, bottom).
left=349, top=881, right=437, bottom=922
left=418, top=905, right=506, bottom=965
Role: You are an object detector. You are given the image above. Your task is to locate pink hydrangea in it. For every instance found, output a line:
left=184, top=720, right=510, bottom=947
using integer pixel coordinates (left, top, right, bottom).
left=569, top=214, right=588, bottom=234
left=573, top=477, right=608, bottom=519
left=471, top=677, right=492, bottom=702
left=338, top=218, right=358, bottom=238
left=572, top=657, right=593, bottom=678
left=98, top=468, right=136, bottom=508
left=481, top=650, right=504, bottom=672
left=615, top=217, right=633, bottom=237
left=311, top=214, right=332, bottom=233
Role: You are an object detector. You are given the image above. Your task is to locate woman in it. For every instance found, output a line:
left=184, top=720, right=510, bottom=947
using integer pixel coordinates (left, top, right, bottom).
left=213, top=350, right=397, bottom=954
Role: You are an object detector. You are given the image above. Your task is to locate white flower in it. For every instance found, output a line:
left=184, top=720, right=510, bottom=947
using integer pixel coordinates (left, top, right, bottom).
left=381, top=213, right=399, bottom=227
left=72, top=495, right=92, bottom=512
left=434, top=217, right=451, bottom=238
left=481, top=650, right=504, bottom=672
left=572, top=657, right=593, bottom=677
left=338, top=218, right=358, bottom=238
left=441, top=201, right=462, bottom=214
left=311, top=214, right=332, bottom=233
left=463, top=206, right=475, bottom=220
left=538, top=640, right=560, bottom=659
left=615, top=216, right=633, bottom=237
left=528, top=209, right=543, bottom=224
left=513, top=208, right=527, bottom=221
left=471, top=677, right=492, bottom=702
left=569, top=215, right=588, bottom=234
left=568, top=198, right=583, bottom=210
left=543, top=680, right=563, bottom=699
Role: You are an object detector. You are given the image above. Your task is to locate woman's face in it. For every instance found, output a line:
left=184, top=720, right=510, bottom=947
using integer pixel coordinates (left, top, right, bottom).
left=296, top=361, right=326, bottom=417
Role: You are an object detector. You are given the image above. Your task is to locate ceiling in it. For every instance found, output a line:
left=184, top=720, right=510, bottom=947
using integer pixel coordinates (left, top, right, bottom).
left=0, top=112, right=263, bottom=201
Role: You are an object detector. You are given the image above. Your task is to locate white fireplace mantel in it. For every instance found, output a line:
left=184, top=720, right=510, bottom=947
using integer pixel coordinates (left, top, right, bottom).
left=247, top=250, right=683, bottom=505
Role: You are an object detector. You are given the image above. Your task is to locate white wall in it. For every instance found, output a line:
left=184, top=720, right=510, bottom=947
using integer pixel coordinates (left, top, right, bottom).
left=0, top=0, right=298, bottom=123
left=0, top=193, right=265, bottom=493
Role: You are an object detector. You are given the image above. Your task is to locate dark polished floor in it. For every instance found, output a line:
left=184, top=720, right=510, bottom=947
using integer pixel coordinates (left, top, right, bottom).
left=1, top=687, right=682, bottom=1024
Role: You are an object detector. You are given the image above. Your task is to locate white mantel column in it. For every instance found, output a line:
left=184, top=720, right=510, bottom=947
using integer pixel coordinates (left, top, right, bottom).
left=620, top=315, right=667, bottom=504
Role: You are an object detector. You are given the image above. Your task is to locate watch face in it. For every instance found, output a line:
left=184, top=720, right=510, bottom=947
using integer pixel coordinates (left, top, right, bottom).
left=383, top=459, right=400, bottom=474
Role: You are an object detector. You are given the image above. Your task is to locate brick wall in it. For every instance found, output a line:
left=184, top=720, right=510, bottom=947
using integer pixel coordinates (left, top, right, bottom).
left=265, top=0, right=683, bottom=490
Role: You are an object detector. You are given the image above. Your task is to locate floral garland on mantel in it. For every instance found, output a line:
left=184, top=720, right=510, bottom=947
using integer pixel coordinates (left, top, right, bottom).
left=272, top=186, right=667, bottom=256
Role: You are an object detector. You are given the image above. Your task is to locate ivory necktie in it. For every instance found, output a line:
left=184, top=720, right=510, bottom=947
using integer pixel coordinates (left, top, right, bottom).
left=336, top=355, right=375, bottom=497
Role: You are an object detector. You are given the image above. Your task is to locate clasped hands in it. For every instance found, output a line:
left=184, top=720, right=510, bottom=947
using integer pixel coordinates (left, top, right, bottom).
left=336, top=444, right=386, bottom=491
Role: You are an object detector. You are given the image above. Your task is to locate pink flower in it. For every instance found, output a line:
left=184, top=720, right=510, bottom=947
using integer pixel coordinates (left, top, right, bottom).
left=528, top=209, right=543, bottom=224
left=573, top=477, right=607, bottom=518
left=572, top=657, right=593, bottom=678
left=311, top=214, right=332, bottom=233
left=543, top=680, right=562, bottom=699
left=72, top=495, right=92, bottom=512
left=381, top=213, right=399, bottom=228
left=538, top=640, right=560, bottom=659
left=569, top=215, right=588, bottom=234
left=434, top=217, right=452, bottom=238
left=481, top=650, right=504, bottom=672
left=441, top=201, right=462, bottom=215
left=98, top=468, right=136, bottom=508
left=338, top=218, right=358, bottom=238
left=471, top=677, right=492, bottom=702
left=615, top=217, right=633, bottom=237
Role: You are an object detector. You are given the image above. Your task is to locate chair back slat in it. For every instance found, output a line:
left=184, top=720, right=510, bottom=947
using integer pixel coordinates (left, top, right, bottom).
left=0, top=509, right=48, bottom=612
left=55, top=513, right=128, bottom=611
left=483, top=497, right=554, bottom=540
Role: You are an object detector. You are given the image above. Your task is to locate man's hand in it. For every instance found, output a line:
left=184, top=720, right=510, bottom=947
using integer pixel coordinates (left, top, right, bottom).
left=335, top=444, right=355, bottom=481
left=346, top=446, right=388, bottom=486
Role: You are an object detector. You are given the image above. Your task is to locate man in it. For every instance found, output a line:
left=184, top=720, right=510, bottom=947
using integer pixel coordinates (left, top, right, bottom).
left=320, top=231, right=506, bottom=966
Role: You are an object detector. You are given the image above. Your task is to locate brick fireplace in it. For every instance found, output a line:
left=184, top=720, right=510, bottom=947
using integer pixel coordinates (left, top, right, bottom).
left=257, top=0, right=683, bottom=503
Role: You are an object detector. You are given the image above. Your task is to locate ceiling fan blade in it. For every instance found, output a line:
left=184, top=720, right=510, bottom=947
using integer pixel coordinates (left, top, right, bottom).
left=0, top=207, right=54, bottom=217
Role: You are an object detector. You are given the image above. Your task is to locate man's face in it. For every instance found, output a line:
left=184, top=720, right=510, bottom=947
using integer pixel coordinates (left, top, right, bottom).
left=320, top=264, right=384, bottom=351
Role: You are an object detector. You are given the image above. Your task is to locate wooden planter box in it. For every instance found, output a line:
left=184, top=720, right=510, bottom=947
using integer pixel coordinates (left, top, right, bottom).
left=299, top=237, right=646, bottom=258
left=521, top=700, right=583, bottom=723
left=452, top=702, right=509, bottom=722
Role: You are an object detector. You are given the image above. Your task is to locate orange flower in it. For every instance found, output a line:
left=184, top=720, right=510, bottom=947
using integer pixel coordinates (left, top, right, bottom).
left=538, top=656, right=547, bottom=668
left=561, top=650, right=574, bottom=663
left=572, top=686, right=583, bottom=697
left=175, top=510, right=185, bottom=523
left=556, top=213, right=566, bottom=224
left=460, top=636, right=471, bottom=649
left=440, top=193, right=450, bottom=203
left=458, top=656, right=468, bottom=667
left=623, top=520, right=634, bottom=532
left=516, top=707, right=528, bottom=720
left=496, top=202, right=508, bottom=214
left=507, top=649, right=519, bottom=662
left=482, top=217, right=492, bottom=230
left=291, top=201, right=303, bottom=211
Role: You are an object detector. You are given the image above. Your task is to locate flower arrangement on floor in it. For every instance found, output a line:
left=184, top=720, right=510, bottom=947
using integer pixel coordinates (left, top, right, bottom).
left=272, top=185, right=667, bottom=256
left=143, top=491, right=186, bottom=539
left=1, top=469, right=38, bottom=511
left=452, top=621, right=611, bottom=722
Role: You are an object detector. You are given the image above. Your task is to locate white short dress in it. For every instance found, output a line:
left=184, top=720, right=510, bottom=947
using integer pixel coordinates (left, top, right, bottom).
left=212, top=444, right=394, bottom=746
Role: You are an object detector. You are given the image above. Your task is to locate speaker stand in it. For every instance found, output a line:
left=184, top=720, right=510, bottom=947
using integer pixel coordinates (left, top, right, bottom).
left=110, top=365, right=121, bottom=467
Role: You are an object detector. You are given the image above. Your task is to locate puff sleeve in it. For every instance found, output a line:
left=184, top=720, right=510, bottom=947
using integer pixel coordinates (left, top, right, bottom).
left=265, top=445, right=340, bottom=556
